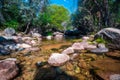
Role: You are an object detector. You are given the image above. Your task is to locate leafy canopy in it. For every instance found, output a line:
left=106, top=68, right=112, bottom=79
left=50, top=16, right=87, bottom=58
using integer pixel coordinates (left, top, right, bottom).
left=45, top=5, right=70, bottom=30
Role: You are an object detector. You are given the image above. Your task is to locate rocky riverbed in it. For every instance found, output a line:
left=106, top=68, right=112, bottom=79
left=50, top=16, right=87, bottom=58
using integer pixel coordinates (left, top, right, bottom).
left=0, top=40, right=120, bottom=80
left=0, top=28, right=120, bottom=80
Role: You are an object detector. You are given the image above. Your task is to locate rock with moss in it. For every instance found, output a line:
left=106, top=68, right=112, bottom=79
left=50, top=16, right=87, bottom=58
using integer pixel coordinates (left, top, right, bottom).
left=95, top=28, right=120, bottom=49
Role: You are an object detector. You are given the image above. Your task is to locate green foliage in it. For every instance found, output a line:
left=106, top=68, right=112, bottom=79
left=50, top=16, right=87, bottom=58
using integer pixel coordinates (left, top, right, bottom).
left=33, top=5, right=70, bottom=35
left=95, top=37, right=106, bottom=44
left=46, top=5, right=70, bottom=30
left=1, top=1, right=20, bottom=22
left=4, top=20, right=19, bottom=30
left=0, top=0, right=49, bottom=29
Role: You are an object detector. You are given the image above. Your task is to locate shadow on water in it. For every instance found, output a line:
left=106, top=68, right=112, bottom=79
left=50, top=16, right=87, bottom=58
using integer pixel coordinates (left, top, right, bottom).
left=89, top=69, right=104, bottom=80
left=33, top=62, right=78, bottom=80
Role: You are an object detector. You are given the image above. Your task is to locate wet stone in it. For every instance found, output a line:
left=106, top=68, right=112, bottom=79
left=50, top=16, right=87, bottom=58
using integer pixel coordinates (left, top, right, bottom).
left=4, top=28, right=16, bottom=36
left=48, top=53, right=70, bottom=66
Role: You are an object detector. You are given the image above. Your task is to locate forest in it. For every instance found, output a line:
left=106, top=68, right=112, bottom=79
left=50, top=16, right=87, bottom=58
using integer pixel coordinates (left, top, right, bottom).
left=0, top=0, right=119, bottom=34
left=0, top=0, right=120, bottom=80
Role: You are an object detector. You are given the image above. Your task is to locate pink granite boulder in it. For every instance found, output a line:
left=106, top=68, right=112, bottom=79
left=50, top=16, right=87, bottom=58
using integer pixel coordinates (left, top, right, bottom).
left=61, top=47, right=74, bottom=55
left=0, top=58, right=19, bottom=80
left=48, top=53, right=70, bottom=66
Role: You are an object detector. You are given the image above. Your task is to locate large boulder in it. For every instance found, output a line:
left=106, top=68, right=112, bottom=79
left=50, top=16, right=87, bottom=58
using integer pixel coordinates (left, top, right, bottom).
left=48, top=53, right=70, bottom=66
left=94, top=28, right=120, bottom=49
left=0, top=58, right=19, bottom=80
left=4, top=28, right=16, bottom=36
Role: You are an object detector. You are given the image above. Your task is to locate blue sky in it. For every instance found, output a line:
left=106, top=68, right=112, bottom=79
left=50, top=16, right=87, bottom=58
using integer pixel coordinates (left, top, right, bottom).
left=50, top=0, right=78, bottom=14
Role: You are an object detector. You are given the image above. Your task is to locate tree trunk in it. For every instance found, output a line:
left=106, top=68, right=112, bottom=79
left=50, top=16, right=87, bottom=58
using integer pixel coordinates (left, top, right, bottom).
left=24, top=22, right=31, bottom=34
left=0, top=11, right=5, bottom=23
left=103, top=0, right=110, bottom=27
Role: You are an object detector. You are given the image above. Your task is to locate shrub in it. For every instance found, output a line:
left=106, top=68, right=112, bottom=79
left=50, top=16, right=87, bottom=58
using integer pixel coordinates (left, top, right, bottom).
left=95, top=37, right=106, bottom=44
left=4, top=20, right=19, bottom=30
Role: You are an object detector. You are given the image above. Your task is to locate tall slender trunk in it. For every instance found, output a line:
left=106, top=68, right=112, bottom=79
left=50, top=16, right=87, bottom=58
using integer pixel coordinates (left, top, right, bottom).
left=103, top=0, right=110, bottom=27
left=24, top=22, right=31, bottom=34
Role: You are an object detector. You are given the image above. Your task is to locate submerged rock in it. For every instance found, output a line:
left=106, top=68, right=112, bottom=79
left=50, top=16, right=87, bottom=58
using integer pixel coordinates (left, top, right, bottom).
left=0, top=58, right=19, bottom=80
left=110, top=74, right=120, bottom=80
left=90, top=48, right=109, bottom=54
left=48, top=53, right=70, bottom=66
left=90, top=43, right=109, bottom=54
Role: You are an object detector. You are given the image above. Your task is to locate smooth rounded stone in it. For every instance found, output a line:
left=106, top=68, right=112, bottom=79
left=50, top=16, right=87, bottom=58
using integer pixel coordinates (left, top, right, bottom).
left=53, top=32, right=64, bottom=41
left=48, top=53, right=70, bottom=66
left=25, top=40, right=37, bottom=46
left=53, top=32, right=63, bottom=35
left=70, top=53, right=79, bottom=60
left=84, top=45, right=97, bottom=50
left=5, top=45, right=16, bottom=51
left=90, top=48, right=109, bottom=54
left=0, top=48, right=10, bottom=55
left=31, top=40, right=37, bottom=46
left=61, top=47, right=74, bottom=55
left=94, top=28, right=120, bottom=50
left=97, top=43, right=106, bottom=48
left=46, top=36, right=53, bottom=40
left=0, top=45, right=4, bottom=48
left=5, top=58, right=17, bottom=62
left=72, top=43, right=84, bottom=51
left=4, top=28, right=15, bottom=36
left=24, top=39, right=31, bottom=44
left=90, top=43, right=108, bottom=54
left=6, top=36, right=19, bottom=40
left=27, top=47, right=40, bottom=52
left=17, top=43, right=31, bottom=49
left=54, top=34, right=64, bottom=42
left=0, top=59, right=19, bottom=80
left=32, top=33, right=42, bottom=38
left=110, top=74, right=120, bottom=80
left=82, top=36, right=90, bottom=41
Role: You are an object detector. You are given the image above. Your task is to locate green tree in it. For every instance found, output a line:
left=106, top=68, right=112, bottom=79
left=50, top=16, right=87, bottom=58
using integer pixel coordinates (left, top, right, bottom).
left=72, top=0, right=120, bottom=35
left=46, top=5, right=70, bottom=30
left=35, top=5, right=70, bottom=35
